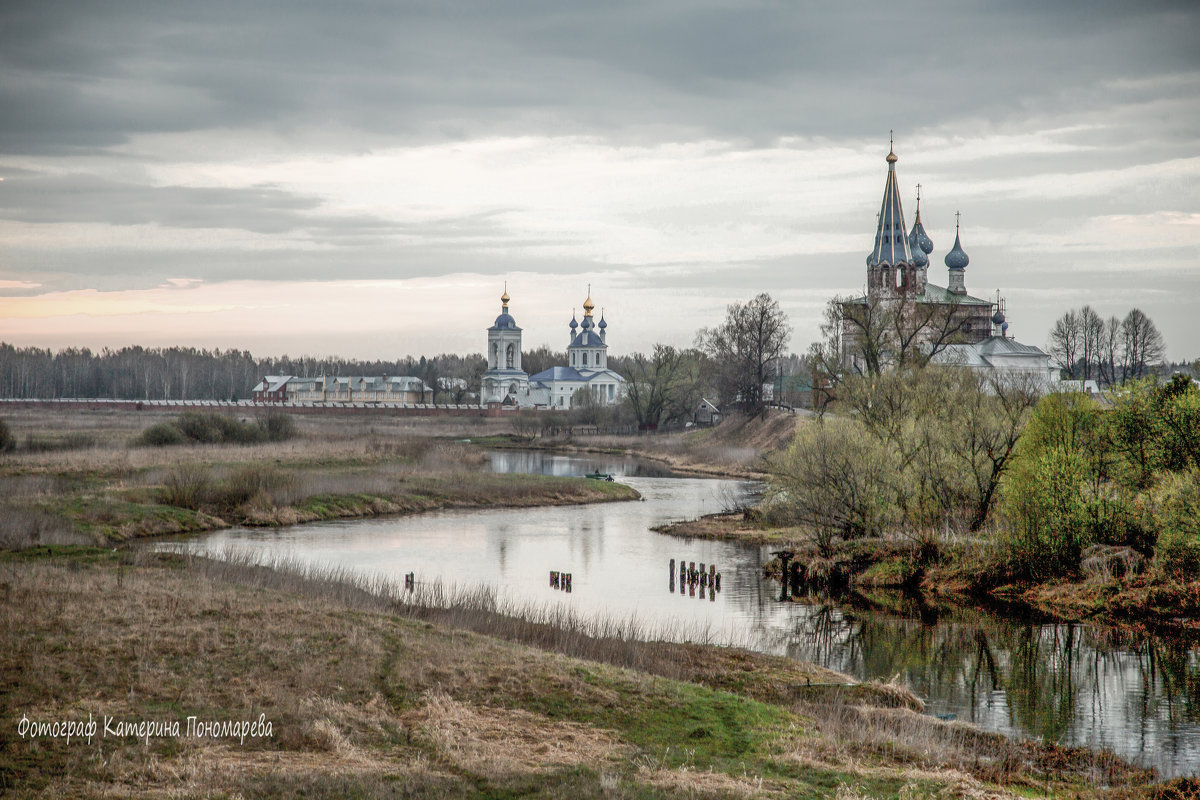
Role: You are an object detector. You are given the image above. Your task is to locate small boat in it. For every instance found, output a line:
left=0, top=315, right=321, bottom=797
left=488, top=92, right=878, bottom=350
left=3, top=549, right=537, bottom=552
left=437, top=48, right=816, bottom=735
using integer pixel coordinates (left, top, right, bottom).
left=585, top=472, right=615, bottom=481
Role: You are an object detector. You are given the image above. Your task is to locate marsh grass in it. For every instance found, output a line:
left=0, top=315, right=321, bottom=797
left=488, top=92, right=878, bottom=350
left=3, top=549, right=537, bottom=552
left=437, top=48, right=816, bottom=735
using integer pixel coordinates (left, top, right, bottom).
left=1, top=547, right=1156, bottom=799
left=1, top=407, right=633, bottom=546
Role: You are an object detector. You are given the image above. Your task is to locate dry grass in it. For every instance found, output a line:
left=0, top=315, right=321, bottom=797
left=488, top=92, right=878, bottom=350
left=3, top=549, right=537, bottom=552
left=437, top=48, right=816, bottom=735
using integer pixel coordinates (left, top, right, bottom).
left=0, top=549, right=1157, bottom=799
left=0, top=407, right=636, bottom=547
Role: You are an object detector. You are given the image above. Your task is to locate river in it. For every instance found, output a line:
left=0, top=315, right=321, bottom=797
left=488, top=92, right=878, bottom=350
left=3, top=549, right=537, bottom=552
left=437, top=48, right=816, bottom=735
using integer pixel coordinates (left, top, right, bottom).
left=165, top=450, right=1200, bottom=777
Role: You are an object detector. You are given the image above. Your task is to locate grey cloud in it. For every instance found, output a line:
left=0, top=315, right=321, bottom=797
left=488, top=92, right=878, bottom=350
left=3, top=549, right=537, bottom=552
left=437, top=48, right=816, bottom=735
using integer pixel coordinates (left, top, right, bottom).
left=2, top=1, right=1197, bottom=153
left=0, top=173, right=531, bottom=243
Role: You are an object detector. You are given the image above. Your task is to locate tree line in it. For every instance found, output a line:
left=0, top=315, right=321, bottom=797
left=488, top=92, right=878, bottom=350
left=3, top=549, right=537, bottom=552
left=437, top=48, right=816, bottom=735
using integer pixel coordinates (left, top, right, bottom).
left=1047, top=306, right=1165, bottom=385
left=0, top=343, right=486, bottom=402
left=0, top=292, right=796, bottom=424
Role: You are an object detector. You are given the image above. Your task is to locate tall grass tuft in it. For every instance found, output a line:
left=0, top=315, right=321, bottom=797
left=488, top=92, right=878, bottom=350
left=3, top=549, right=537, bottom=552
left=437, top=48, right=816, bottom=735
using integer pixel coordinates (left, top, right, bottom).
left=160, top=464, right=212, bottom=510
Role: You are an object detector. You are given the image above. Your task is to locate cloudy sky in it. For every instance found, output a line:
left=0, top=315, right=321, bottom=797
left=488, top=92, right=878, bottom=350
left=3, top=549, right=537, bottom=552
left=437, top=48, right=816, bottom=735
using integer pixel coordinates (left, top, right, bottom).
left=1, top=0, right=1198, bottom=361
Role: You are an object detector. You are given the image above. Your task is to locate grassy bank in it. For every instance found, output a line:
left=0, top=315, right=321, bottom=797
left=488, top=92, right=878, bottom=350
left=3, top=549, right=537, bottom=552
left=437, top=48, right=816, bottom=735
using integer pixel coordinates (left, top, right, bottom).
left=0, top=407, right=637, bottom=548
left=657, top=512, right=1200, bottom=629
left=0, top=546, right=1160, bottom=799
left=484, top=411, right=804, bottom=479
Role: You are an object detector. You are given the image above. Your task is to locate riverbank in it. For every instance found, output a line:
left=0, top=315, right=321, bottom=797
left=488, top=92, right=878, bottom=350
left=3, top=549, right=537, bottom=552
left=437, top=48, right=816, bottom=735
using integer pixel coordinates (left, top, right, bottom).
left=0, top=407, right=637, bottom=548
left=475, top=411, right=803, bottom=480
left=1, top=545, right=1163, bottom=799
left=658, top=513, right=1200, bottom=631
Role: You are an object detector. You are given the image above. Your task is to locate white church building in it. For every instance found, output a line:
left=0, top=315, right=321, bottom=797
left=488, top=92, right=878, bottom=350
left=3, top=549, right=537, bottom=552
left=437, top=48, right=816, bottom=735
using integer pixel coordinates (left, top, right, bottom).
left=479, top=288, right=626, bottom=409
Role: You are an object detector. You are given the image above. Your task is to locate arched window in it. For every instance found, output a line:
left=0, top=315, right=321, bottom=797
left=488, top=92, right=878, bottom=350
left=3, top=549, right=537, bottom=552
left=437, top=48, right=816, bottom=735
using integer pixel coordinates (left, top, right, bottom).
left=582, top=352, right=588, bottom=367
left=492, top=343, right=498, bottom=368
left=506, top=344, right=514, bottom=369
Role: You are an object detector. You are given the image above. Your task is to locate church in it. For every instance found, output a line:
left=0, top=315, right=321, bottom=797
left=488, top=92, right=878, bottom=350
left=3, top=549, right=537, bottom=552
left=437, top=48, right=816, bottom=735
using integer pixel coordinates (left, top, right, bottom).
left=479, top=288, right=626, bottom=409
left=842, top=140, right=1056, bottom=387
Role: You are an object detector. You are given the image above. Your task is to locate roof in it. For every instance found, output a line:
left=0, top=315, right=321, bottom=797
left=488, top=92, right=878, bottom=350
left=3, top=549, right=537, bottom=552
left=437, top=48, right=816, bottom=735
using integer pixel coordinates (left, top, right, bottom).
left=843, top=281, right=992, bottom=307
left=529, top=366, right=626, bottom=384
left=529, top=366, right=587, bottom=382
left=569, top=330, right=605, bottom=348
left=490, top=312, right=520, bottom=331
left=868, top=145, right=913, bottom=268
left=918, top=282, right=992, bottom=306
left=935, top=336, right=1050, bottom=368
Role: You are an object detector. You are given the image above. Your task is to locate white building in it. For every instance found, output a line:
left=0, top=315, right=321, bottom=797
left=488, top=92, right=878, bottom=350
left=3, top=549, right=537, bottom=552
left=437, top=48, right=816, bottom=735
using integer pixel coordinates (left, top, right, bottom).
left=252, top=374, right=432, bottom=404
left=480, top=288, right=531, bottom=404
left=478, top=287, right=626, bottom=409
left=932, top=310, right=1060, bottom=392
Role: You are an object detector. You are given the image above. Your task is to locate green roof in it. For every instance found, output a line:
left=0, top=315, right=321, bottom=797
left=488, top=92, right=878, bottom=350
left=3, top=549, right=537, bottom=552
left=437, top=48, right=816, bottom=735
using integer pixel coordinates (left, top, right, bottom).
left=843, top=282, right=991, bottom=307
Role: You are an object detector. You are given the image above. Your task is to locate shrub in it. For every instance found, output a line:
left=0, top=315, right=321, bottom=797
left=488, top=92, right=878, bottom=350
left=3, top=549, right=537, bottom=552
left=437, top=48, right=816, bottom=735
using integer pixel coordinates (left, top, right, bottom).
left=209, top=465, right=292, bottom=510
left=1148, top=469, right=1200, bottom=579
left=139, top=421, right=187, bottom=447
left=138, top=412, right=273, bottom=447
left=766, top=417, right=900, bottom=555
left=1000, top=448, right=1091, bottom=579
left=0, top=418, right=14, bottom=453
left=259, top=410, right=297, bottom=442
left=160, top=464, right=212, bottom=509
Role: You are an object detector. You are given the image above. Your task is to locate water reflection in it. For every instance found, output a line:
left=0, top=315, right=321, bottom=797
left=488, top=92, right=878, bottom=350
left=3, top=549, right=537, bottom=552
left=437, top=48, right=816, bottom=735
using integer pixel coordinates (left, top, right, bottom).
left=487, top=449, right=682, bottom=478
left=768, top=592, right=1200, bottom=775
left=163, top=451, right=1200, bottom=777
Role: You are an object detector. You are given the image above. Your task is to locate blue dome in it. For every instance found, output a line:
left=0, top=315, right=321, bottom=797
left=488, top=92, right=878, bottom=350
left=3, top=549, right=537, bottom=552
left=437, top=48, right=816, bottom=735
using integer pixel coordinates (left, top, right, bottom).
left=569, top=314, right=578, bottom=330
left=909, top=220, right=934, bottom=255
left=911, top=245, right=928, bottom=267
left=991, top=309, right=1005, bottom=325
left=944, top=230, right=969, bottom=270
left=493, top=312, right=518, bottom=329
left=581, top=316, right=593, bottom=330
left=598, top=315, right=607, bottom=329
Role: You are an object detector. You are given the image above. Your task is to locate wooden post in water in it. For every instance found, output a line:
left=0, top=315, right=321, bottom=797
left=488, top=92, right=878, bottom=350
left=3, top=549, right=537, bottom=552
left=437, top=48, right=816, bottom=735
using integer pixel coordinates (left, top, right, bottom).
left=772, top=551, right=794, bottom=602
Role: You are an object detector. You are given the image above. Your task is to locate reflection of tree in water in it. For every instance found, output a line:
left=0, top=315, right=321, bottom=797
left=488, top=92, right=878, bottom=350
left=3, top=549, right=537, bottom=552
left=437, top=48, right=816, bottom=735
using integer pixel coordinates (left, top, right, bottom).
left=772, top=597, right=1200, bottom=761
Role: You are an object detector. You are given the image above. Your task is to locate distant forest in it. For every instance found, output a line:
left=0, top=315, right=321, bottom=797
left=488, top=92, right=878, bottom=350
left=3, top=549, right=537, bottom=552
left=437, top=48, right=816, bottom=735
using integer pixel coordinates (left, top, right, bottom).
left=0, top=343, right=491, bottom=402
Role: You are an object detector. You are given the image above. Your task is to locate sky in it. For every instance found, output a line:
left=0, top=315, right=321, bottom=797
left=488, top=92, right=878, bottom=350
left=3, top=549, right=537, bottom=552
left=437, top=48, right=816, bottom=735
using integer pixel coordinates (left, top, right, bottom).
left=1, top=0, right=1198, bottom=362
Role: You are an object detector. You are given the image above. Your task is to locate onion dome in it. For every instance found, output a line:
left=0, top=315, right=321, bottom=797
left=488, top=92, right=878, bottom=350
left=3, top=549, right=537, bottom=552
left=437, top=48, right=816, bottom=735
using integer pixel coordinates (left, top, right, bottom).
left=492, top=285, right=518, bottom=329
left=1001, top=321, right=1009, bottom=336
left=569, top=312, right=578, bottom=331
left=582, top=291, right=595, bottom=317
left=911, top=243, right=928, bottom=268
left=944, top=213, right=969, bottom=270
left=598, top=312, right=607, bottom=330
left=908, top=186, right=934, bottom=255
left=991, top=309, right=1006, bottom=325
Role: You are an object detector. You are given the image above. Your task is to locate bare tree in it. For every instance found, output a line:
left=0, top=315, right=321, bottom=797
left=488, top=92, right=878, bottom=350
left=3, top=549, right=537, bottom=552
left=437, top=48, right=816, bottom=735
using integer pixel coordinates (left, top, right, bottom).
left=1079, top=305, right=1104, bottom=381
left=1097, top=315, right=1123, bottom=386
left=816, top=292, right=972, bottom=382
left=623, top=344, right=705, bottom=427
left=1047, top=310, right=1080, bottom=380
left=1122, top=308, right=1166, bottom=380
left=697, top=293, right=791, bottom=415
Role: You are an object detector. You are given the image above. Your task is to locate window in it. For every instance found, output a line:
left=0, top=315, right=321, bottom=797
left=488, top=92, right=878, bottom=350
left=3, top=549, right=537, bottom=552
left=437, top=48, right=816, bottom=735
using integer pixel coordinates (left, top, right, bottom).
left=506, top=344, right=514, bottom=369
left=582, top=352, right=588, bottom=366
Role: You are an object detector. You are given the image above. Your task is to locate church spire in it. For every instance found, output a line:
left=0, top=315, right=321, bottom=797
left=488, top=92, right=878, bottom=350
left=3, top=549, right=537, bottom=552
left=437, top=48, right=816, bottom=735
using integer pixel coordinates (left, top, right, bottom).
left=869, top=134, right=913, bottom=277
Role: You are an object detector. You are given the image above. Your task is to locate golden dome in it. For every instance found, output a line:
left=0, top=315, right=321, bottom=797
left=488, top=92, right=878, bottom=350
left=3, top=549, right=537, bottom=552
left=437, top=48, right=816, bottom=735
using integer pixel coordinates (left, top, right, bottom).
left=501, top=284, right=510, bottom=308
left=582, top=286, right=595, bottom=316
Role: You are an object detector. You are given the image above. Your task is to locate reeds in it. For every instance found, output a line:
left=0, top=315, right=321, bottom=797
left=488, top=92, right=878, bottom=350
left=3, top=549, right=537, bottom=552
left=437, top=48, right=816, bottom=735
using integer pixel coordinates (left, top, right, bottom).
left=186, top=548, right=766, bottom=682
